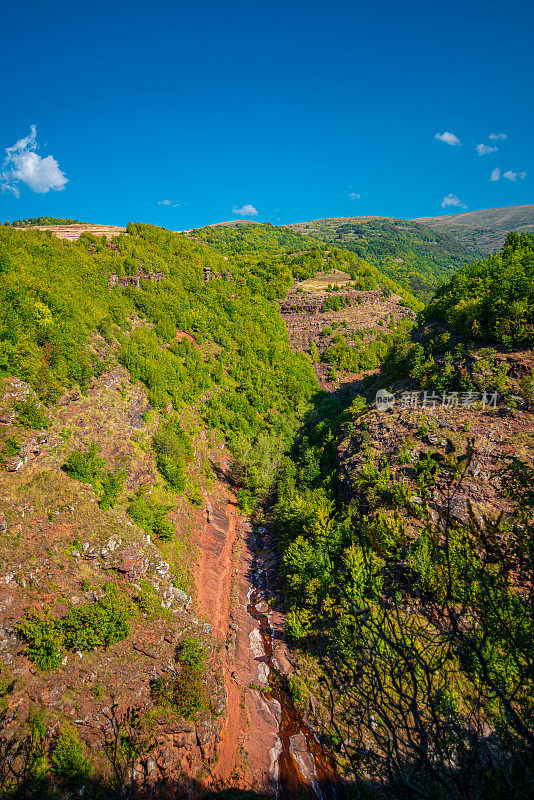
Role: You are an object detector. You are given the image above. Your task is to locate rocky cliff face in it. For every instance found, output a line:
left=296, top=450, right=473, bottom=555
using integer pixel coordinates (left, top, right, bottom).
left=0, top=362, right=230, bottom=787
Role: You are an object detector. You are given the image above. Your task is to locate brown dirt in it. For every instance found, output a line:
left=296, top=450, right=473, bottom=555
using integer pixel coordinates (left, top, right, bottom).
left=193, top=495, right=285, bottom=794
left=194, top=492, right=247, bottom=785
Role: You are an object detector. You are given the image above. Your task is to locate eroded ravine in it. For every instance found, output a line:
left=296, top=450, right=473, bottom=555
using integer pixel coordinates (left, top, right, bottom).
left=194, top=484, right=341, bottom=797
left=245, top=524, right=341, bottom=799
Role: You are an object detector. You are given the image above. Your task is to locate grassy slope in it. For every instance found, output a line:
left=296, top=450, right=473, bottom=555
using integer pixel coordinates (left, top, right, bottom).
left=414, top=204, right=534, bottom=254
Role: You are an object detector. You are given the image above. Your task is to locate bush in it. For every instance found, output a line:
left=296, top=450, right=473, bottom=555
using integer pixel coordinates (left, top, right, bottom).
left=172, top=663, right=207, bottom=718
left=51, top=726, right=92, bottom=784
left=99, top=466, right=126, bottom=510
left=152, top=636, right=208, bottom=719
left=287, top=674, right=309, bottom=710
left=64, top=444, right=125, bottom=509
left=17, top=585, right=133, bottom=669
left=153, top=419, right=193, bottom=490
left=127, top=493, right=175, bottom=541
left=15, top=398, right=50, bottom=429
left=177, top=636, right=208, bottom=669
left=64, top=443, right=105, bottom=483
left=2, top=436, right=20, bottom=459
left=17, top=617, right=64, bottom=671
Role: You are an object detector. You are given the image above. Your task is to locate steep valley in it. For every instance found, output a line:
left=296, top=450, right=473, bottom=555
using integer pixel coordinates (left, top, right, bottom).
left=0, top=221, right=533, bottom=800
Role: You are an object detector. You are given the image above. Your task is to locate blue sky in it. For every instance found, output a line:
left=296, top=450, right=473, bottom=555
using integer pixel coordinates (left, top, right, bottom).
left=1, top=0, right=532, bottom=228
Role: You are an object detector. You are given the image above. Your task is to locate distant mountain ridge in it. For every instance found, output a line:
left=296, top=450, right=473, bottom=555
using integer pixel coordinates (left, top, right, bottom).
left=413, top=204, right=534, bottom=253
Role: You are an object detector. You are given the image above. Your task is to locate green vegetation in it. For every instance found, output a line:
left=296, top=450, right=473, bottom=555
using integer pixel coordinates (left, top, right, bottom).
left=320, top=320, right=412, bottom=374
left=17, top=584, right=134, bottom=670
left=289, top=217, right=478, bottom=300
left=384, top=233, right=534, bottom=395
left=0, top=223, right=322, bottom=500
left=189, top=221, right=420, bottom=309
left=152, top=636, right=209, bottom=719
left=2, top=435, right=20, bottom=459
left=272, top=234, right=534, bottom=795
left=415, top=204, right=534, bottom=254
left=3, top=216, right=533, bottom=796
left=275, top=390, right=534, bottom=795
left=64, top=443, right=126, bottom=509
left=14, top=397, right=50, bottom=429
left=127, top=492, right=175, bottom=541
left=426, top=231, right=534, bottom=348
left=51, top=725, right=92, bottom=784
left=6, top=217, right=83, bottom=227
left=153, top=417, right=193, bottom=491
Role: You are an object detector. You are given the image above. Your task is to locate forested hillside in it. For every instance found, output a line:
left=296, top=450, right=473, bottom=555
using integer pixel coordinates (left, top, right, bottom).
left=187, top=221, right=421, bottom=308
left=274, top=232, right=534, bottom=799
left=1, top=223, right=533, bottom=799
left=288, top=216, right=478, bottom=300
left=0, top=222, right=327, bottom=792
left=0, top=224, right=324, bottom=499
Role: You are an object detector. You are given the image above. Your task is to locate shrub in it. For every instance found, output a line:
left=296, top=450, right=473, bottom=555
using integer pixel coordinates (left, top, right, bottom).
left=172, top=663, right=207, bottom=718
left=17, top=585, right=133, bottom=669
left=17, top=617, right=64, bottom=671
left=177, top=636, right=208, bottom=670
left=51, top=725, right=92, bottom=784
left=64, top=443, right=105, bottom=483
left=152, top=636, right=208, bottom=719
left=288, top=674, right=309, bottom=710
left=2, top=436, right=20, bottom=459
left=99, top=466, right=126, bottom=510
left=15, top=398, right=50, bottom=430
left=127, top=493, right=175, bottom=541
left=64, top=445, right=125, bottom=509
left=153, top=419, right=193, bottom=491
left=61, top=585, right=133, bottom=651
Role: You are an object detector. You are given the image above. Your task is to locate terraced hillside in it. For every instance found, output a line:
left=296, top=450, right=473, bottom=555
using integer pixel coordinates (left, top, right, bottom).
left=288, top=216, right=478, bottom=300
left=27, top=222, right=127, bottom=241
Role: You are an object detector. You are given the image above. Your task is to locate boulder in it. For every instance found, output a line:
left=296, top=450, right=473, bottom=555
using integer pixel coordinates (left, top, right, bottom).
left=5, top=457, right=24, bottom=472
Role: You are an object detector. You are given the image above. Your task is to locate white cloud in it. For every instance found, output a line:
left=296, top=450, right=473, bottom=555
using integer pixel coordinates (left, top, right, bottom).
left=503, top=170, right=517, bottom=181
left=490, top=167, right=501, bottom=182
left=435, top=131, right=461, bottom=146
left=519, top=171, right=527, bottom=180
left=1, top=125, right=67, bottom=197
left=476, top=143, right=498, bottom=156
left=158, top=199, right=180, bottom=207
left=348, top=192, right=360, bottom=199
left=489, top=132, right=507, bottom=141
left=441, top=193, right=467, bottom=209
left=232, top=204, right=258, bottom=216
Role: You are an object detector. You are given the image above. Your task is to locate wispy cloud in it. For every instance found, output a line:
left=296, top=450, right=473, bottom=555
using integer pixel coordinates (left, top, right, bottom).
left=490, top=167, right=501, bottom=182
left=476, top=143, right=498, bottom=156
left=158, top=199, right=180, bottom=207
left=348, top=192, right=360, bottom=199
left=232, top=203, right=258, bottom=216
left=441, top=193, right=467, bottom=209
left=489, top=133, right=507, bottom=141
left=435, top=131, right=461, bottom=146
left=503, top=170, right=527, bottom=182
left=1, top=125, right=67, bottom=197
